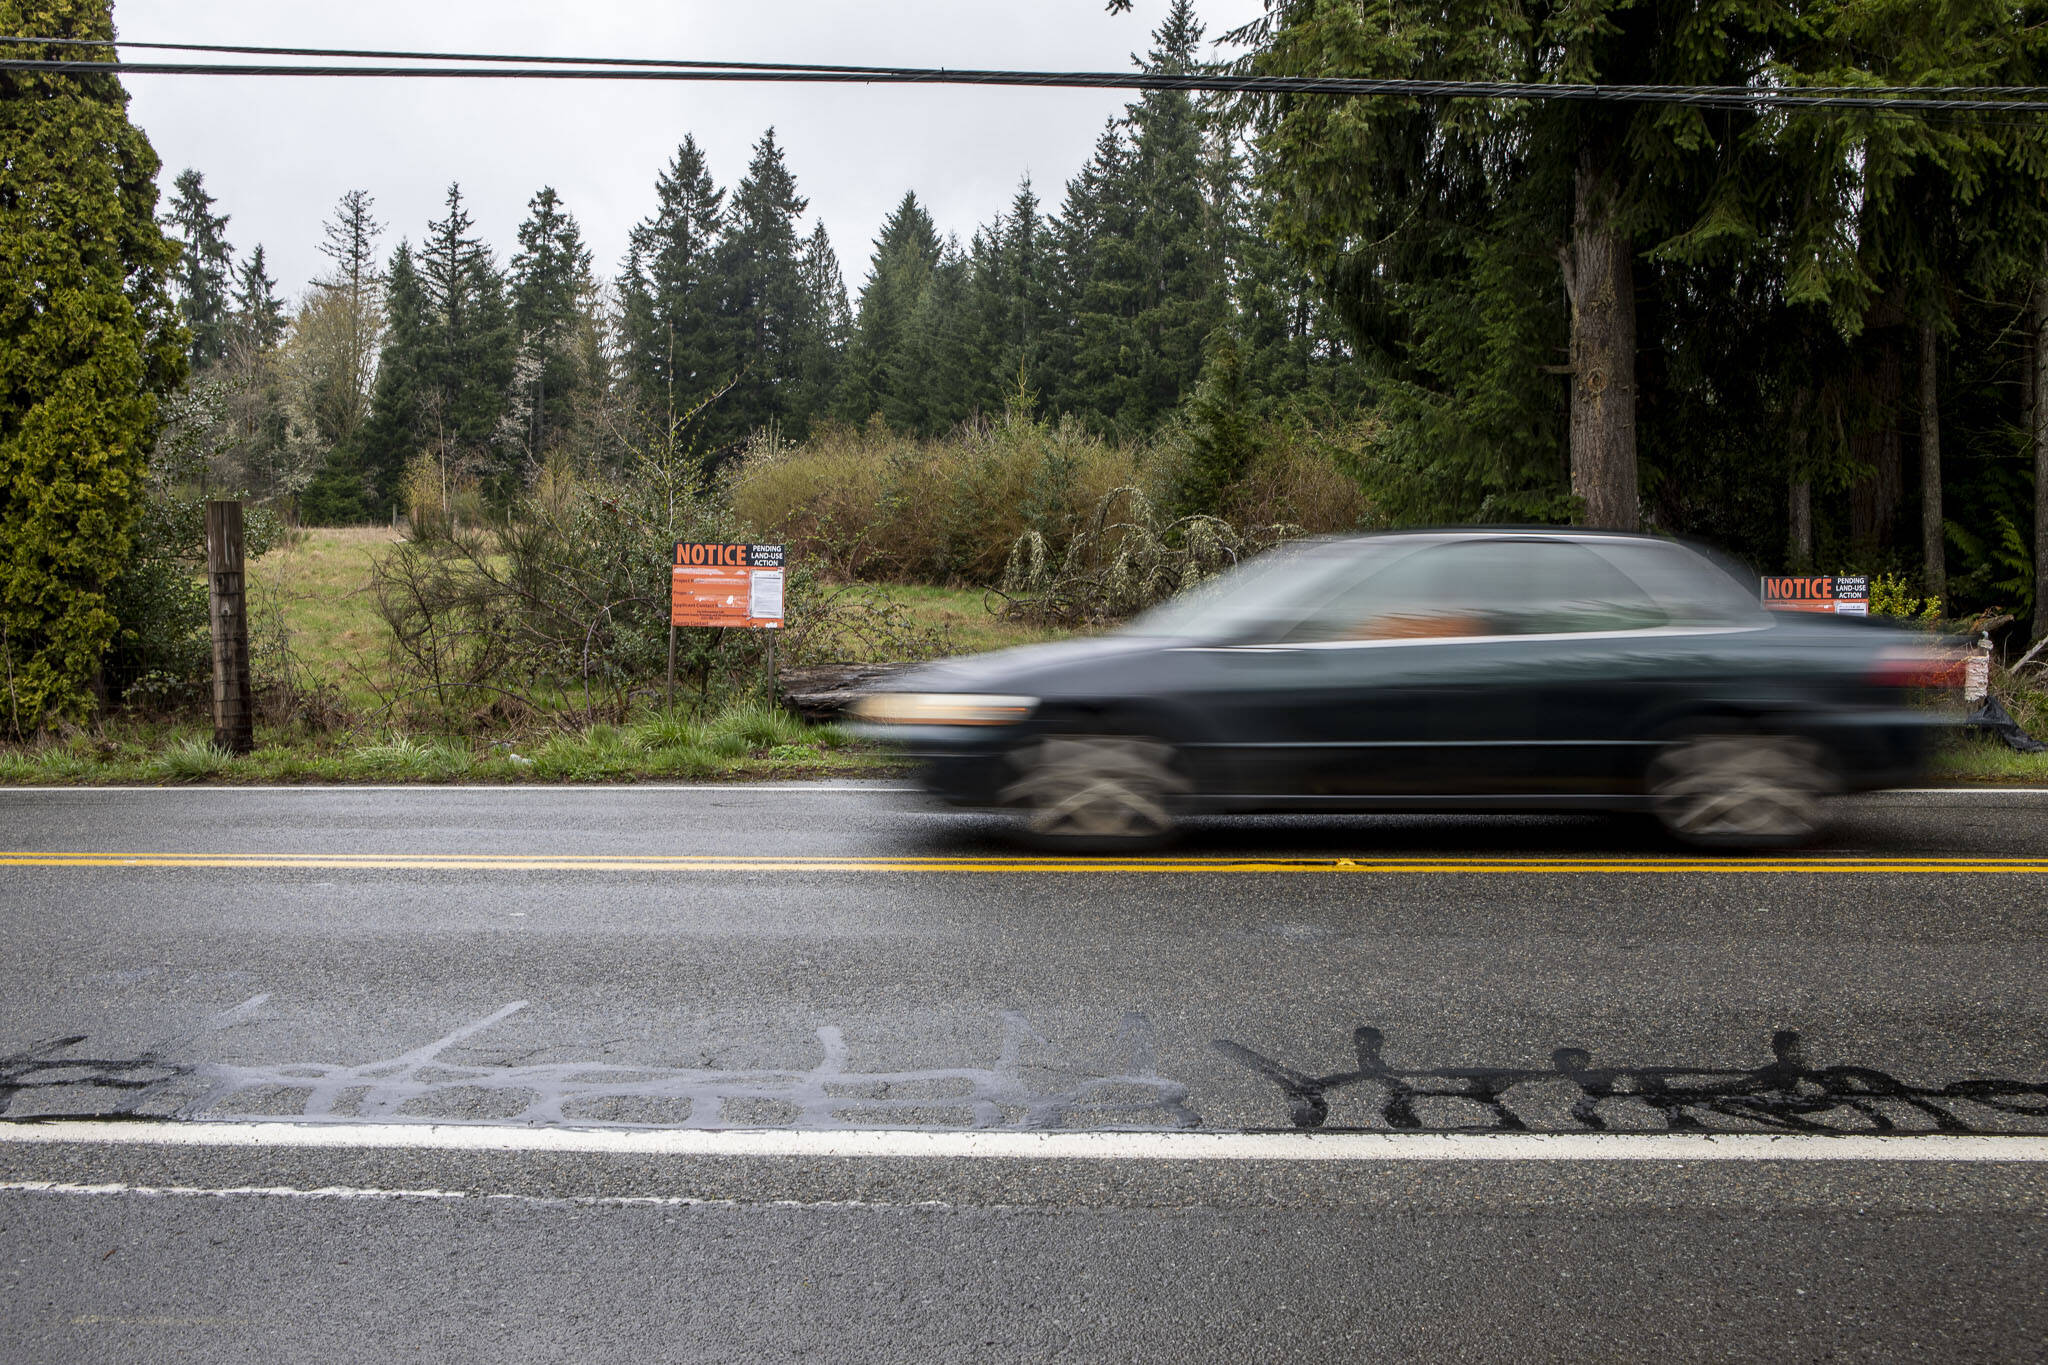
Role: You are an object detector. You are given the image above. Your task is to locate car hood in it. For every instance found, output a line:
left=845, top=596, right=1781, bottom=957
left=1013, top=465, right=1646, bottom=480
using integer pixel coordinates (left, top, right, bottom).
left=879, top=634, right=1185, bottom=696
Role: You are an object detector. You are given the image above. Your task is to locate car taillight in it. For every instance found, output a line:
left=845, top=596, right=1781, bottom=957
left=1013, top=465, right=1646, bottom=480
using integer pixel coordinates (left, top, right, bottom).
left=1868, top=646, right=1967, bottom=690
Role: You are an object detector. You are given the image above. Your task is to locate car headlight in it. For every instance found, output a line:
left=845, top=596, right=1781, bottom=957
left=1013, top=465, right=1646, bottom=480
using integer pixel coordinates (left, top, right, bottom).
left=851, top=693, right=1040, bottom=726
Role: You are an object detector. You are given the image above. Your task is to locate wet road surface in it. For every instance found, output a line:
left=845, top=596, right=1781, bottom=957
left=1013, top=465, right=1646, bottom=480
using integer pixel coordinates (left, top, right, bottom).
left=2, top=784, right=2045, bottom=1360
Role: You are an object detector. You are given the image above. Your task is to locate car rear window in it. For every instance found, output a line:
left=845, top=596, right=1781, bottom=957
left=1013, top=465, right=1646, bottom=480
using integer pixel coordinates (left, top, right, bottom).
left=1580, top=540, right=1766, bottom=625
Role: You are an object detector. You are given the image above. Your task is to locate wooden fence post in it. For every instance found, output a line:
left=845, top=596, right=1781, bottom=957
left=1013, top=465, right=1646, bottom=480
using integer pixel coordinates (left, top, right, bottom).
left=205, top=500, right=254, bottom=755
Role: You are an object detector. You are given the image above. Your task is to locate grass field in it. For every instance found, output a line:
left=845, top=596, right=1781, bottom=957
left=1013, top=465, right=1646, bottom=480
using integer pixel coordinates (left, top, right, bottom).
left=249, top=525, right=396, bottom=709
left=247, top=527, right=1057, bottom=706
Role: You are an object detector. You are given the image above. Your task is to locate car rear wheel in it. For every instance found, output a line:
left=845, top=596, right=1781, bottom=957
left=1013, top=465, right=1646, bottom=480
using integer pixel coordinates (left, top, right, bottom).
left=999, top=735, right=1190, bottom=849
left=1647, top=733, right=1829, bottom=848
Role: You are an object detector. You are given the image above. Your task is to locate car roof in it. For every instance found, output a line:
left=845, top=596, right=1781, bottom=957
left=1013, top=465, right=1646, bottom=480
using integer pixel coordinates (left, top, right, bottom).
left=1296, top=527, right=1759, bottom=593
left=1326, top=527, right=1684, bottom=545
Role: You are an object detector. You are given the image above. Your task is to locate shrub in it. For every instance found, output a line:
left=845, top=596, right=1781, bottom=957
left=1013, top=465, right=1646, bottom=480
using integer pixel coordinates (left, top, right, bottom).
left=731, top=408, right=1148, bottom=586
left=733, top=402, right=1378, bottom=603
left=1868, top=573, right=1943, bottom=624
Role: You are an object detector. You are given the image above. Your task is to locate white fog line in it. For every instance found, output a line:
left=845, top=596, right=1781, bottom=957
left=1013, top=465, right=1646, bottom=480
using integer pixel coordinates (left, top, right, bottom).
left=3, top=1121, right=2046, bottom=1162
left=1880, top=787, right=2048, bottom=796
left=0, top=1179, right=945, bottom=1211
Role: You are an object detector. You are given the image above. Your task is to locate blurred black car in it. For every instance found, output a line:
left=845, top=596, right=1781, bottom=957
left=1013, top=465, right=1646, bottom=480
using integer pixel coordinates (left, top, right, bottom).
left=850, top=530, right=1952, bottom=847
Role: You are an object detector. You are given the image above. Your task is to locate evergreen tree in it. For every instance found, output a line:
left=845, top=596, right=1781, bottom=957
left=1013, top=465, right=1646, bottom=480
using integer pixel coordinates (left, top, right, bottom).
left=221, top=243, right=293, bottom=502
left=902, top=239, right=981, bottom=433
left=348, top=242, right=432, bottom=513
left=840, top=191, right=942, bottom=427
left=415, top=184, right=518, bottom=492
left=621, top=137, right=728, bottom=424
left=165, top=167, right=235, bottom=371
left=789, top=222, right=851, bottom=435
left=1215, top=135, right=1354, bottom=415
left=967, top=178, right=1054, bottom=408
left=231, top=245, right=285, bottom=351
left=1049, top=123, right=1142, bottom=428
left=510, top=186, right=596, bottom=460
left=0, top=5, right=186, bottom=728
left=1117, top=0, right=1227, bottom=431
left=715, top=129, right=811, bottom=444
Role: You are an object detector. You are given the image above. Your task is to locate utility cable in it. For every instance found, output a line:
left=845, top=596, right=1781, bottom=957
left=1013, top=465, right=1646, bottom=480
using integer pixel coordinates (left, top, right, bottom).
left=6, top=34, right=2048, bottom=101
left=0, top=47, right=2044, bottom=113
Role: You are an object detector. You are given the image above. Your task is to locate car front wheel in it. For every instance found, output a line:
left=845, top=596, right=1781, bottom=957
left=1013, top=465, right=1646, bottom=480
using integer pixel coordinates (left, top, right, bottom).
left=998, top=734, right=1190, bottom=849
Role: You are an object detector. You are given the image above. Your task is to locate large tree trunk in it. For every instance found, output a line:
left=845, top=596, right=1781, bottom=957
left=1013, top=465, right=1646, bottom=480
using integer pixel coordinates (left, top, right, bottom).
left=2034, top=268, right=2048, bottom=641
left=1789, top=478, right=1812, bottom=571
left=1787, top=387, right=1812, bottom=570
left=1851, top=331, right=1905, bottom=557
left=1565, top=150, right=1638, bottom=530
left=1919, top=317, right=1944, bottom=603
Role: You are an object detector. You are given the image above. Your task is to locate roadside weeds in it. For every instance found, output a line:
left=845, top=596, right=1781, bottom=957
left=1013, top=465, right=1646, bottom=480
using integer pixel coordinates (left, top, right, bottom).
left=0, top=710, right=908, bottom=787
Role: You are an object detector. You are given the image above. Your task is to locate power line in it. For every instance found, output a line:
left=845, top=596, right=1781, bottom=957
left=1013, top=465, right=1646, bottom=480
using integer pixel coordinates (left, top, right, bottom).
left=1, top=40, right=2045, bottom=113
left=0, top=32, right=929, bottom=77
left=4, top=58, right=2048, bottom=114
left=8, top=34, right=2048, bottom=102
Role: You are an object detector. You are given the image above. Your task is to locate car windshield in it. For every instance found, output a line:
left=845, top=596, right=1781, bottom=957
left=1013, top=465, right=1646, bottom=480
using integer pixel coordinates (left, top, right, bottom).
left=1120, top=540, right=1409, bottom=641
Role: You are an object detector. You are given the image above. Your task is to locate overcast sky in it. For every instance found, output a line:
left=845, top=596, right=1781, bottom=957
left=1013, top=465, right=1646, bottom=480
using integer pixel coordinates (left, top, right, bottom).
left=110, top=0, right=1268, bottom=302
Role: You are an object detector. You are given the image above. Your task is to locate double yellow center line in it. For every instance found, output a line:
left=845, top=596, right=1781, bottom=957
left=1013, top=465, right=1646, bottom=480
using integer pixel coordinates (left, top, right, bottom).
left=1, top=851, right=2043, bottom=874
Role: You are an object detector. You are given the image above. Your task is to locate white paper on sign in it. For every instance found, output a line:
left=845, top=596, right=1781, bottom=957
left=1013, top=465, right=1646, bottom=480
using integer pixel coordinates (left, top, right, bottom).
left=750, top=568, right=785, bottom=621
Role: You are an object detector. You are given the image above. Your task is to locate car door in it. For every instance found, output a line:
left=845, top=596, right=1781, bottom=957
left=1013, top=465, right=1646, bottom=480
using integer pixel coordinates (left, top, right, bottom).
left=1268, top=537, right=1677, bottom=797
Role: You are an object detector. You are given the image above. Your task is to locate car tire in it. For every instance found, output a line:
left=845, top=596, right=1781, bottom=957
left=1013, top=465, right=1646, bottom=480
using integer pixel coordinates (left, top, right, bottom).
left=998, top=734, right=1191, bottom=850
left=1646, top=732, right=1830, bottom=848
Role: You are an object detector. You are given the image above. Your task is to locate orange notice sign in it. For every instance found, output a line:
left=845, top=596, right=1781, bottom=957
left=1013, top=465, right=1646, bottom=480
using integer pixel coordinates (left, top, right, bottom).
left=672, top=543, right=785, bottom=628
left=1761, top=575, right=1868, bottom=615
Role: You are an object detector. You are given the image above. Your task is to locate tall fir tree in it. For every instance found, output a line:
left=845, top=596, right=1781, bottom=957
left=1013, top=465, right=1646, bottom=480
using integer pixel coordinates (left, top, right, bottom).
left=349, top=241, right=431, bottom=514
left=902, top=239, right=980, bottom=433
left=840, top=191, right=942, bottom=428
left=1116, top=0, right=1228, bottom=432
left=715, top=129, right=811, bottom=444
left=789, top=222, right=851, bottom=432
left=165, top=167, right=234, bottom=372
left=992, top=178, right=1052, bottom=401
left=1049, top=123, right=1141, bottom=428
left=621, top=137, right=728, bottom=426
left=416, top=183, right=517, bottom=493
left=0, top=3, right=186, bottom=728
left=509, top=186, right=596, bottom=460
left=231, top=244, right=285, bottom=352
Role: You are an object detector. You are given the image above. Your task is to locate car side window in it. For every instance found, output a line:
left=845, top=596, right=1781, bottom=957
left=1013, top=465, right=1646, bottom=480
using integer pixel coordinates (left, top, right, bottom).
left=1282, top=540, right=1667, bottom=642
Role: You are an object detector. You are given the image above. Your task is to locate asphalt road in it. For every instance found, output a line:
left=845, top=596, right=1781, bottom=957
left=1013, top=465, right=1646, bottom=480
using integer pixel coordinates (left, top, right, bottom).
left=2, top=784, right=2046, bottom=1361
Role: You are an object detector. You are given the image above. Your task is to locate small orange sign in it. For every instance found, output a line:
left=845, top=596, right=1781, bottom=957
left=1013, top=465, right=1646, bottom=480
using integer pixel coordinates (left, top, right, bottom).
left=672, top=543, right=784, bottom=629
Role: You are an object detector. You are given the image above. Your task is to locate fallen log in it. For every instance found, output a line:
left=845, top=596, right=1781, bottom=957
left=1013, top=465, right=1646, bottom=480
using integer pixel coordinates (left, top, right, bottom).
left=778, top=662, right=909, bottom=723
